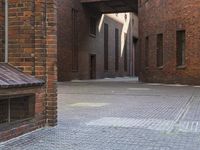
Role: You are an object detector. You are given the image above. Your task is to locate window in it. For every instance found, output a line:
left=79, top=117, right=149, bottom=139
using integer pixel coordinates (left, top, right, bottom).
left=72, top=8, right=78, bottom=71
left=0, top=95, right=35, bottom=125
left=176, top=30, right=186, bottom=67
left=145, top=36, right=149, bottom=67
left=104, top=23, right=109, bottom=71
left=89, top=17, right=97, bottom=36
left=124, top=34, right=128, bottom=72
left=157, top=34, right=163, bottom=67
left=115, top=28, right=119, bottom=71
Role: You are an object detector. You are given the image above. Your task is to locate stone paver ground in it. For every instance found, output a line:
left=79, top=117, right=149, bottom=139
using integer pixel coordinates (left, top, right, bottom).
left=1, top=77, right=200, bottom=150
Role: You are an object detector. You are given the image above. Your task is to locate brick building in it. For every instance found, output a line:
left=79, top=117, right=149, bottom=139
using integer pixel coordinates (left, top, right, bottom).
left=57, top=0, right=139, bottom=81
left=0, top=0, right=57, bottom=141
left=139, top=0, right=200, bottom=85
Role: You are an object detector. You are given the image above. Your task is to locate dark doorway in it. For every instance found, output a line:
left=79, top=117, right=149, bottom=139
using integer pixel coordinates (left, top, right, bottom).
left=133, top=37, right=139, bottom=76
left=90, top=54, right=96, bottom=79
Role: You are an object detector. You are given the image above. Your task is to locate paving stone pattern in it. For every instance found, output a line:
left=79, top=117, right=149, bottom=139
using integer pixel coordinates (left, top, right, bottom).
left=1, top=78, right=200, bottom=150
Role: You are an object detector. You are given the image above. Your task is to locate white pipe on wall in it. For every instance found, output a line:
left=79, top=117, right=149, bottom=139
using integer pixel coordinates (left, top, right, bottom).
left=5, top=0, right=8, bottom=63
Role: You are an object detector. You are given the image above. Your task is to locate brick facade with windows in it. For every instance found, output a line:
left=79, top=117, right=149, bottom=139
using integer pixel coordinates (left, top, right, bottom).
left=139, top=0, right=200, bottom=85
left=57, top=0, right=138, bottom=81
left=0, top=0, right=57, bottom=141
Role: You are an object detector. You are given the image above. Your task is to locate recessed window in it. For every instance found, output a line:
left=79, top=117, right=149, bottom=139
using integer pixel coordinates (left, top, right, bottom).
left=72, top=8, right=78, bottom=72
left=104, top=23, right=109, bottom=71
left=0, top=95, right=35, bottom=125
left=132, top=19, right=134, bottom=26
left=176, top=30, right=186, bottom=67
left=145, top=36, right=149, bottom=68
left=115, top=28, right=119, bottom=71
left=89, top=17, right=97, bottom=37
left=157, top=34, right=164, bottom=67
left=124, top=34, right=128, bottom=72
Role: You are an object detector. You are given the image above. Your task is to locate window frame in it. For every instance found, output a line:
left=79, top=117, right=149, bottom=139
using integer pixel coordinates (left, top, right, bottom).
left=104, top=23, right=109, bottom=72
left=176, top=30, right=186, bottom=68
left=0, top=94, right=35, bottom=128
left=156, top=33, right=164, bottom=68
left=124, top=33, right=128, bottom=72
left=71, top=8, right=79, bottom=72
left=145, top=36, right=149, bottom=68
left=89, top=17, right=97, bottom=37
left=115, top=28, right=119, bottom=72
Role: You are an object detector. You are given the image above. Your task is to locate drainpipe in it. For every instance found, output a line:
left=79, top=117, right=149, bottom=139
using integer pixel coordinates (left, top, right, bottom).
left=5, top=0, right=8, bottom=63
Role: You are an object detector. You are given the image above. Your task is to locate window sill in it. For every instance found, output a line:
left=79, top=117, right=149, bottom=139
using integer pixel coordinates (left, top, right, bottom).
left=177, top=65, right=186, bottom=70
left=0, top=118, right=35, bottom=132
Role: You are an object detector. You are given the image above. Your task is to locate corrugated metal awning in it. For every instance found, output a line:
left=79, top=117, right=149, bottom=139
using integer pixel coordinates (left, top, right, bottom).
left=0, top=63, right=45, bottom=89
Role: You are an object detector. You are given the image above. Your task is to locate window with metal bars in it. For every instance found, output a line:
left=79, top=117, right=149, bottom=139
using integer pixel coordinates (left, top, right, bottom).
left=72, top=8, right=78, bottom=72
left=157, top=34, right=163, bottom=67
left=176, top=30, right=185, bottom=67
left=0, top=95, right=35, bottom=125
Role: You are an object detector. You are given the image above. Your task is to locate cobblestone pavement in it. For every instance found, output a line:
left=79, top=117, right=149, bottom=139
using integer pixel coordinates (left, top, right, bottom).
left=1, top=78, right=200, bottom=150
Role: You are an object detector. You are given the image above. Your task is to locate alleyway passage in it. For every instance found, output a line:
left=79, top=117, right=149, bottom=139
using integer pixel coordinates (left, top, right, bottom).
left=1, top=78, right=200, bottom=150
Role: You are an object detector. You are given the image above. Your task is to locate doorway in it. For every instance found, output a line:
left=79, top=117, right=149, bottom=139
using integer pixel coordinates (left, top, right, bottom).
left=90, top=54, right=96, bottom=79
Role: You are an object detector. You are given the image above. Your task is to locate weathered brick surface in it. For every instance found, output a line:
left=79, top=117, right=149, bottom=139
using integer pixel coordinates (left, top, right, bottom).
left=57, top=0, right=138, bottom=81
left=0, top=87, right=45, bottom=141
left=139, top=0, right=200, bottom=85
left=0, top=0, right=57, bottom=141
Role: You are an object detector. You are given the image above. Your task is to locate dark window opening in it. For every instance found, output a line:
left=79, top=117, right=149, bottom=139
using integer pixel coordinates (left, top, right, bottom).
left=0, top=95, right=35, bottom=125
left=115, top=28, right=119, bottom=71
left=0, top=99, right=8, bottom=124
left=176, top=30, right=185, bottom=67
left=89, top=17, right=97, bottom=36
left=157, top=34, right=163, bottom=67
left=104, top=23, right=109, bottom=71
left=124, top=34, right=128, bottom=72
left=145, top=36, right=149, bottom=68
left=72, top=8, right=78, bottom=72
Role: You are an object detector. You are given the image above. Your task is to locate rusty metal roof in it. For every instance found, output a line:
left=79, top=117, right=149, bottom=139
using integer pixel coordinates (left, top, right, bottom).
left=0, top=63, right=44, bottom=89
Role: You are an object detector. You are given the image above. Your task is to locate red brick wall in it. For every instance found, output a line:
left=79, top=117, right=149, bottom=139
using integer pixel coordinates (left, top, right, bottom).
left=58, top=0, right=136, bottom=81
left=0, top=87, right=45, bottom=141
left=0, top=0, right=57, bottom=141
left=139, top=0, right=200, bottom=85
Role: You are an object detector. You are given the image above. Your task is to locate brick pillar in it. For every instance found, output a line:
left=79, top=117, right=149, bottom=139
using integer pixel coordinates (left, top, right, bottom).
left=8, top=0, right=57, bottom=126
left=34, top=0, right=47, bottom=123
left=45, top=0, right=57, bottom=126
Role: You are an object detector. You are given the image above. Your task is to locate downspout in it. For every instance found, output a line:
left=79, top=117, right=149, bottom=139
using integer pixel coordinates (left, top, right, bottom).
left=5, top=0, right=8, bottom=63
